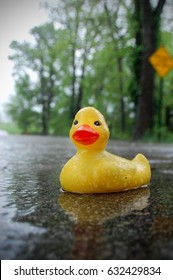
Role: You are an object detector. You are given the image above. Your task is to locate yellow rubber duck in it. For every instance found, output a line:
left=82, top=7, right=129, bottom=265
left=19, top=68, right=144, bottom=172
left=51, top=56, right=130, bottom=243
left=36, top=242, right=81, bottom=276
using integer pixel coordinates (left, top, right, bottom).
left=60, top=107, right=151, bottom=193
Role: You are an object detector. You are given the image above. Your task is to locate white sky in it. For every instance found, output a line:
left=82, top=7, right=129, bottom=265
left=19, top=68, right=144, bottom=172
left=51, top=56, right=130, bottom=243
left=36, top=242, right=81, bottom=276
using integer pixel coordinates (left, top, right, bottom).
left=0, top=0, right=53, bottom=120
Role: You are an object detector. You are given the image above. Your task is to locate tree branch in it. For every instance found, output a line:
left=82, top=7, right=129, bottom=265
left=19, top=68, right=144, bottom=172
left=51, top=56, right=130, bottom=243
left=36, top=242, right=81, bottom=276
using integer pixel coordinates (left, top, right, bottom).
left=154, top=0, right=166, bottom=16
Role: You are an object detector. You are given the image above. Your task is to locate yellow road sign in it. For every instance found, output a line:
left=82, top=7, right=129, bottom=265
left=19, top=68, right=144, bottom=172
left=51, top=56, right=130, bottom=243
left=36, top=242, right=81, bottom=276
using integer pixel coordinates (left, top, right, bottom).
left=149, top=47, right=173, bottom=77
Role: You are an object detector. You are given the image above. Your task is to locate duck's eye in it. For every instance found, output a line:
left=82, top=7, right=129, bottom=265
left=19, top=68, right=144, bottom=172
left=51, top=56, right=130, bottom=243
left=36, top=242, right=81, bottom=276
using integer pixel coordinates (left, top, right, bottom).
left=74, top=120, right=78, bottom=125
left=94, top=120, right=101, bottom=126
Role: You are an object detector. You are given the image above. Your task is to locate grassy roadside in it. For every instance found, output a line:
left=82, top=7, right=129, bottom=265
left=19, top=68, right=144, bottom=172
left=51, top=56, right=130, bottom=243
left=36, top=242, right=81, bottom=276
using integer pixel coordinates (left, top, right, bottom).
left=0, top=122, right=21, bottom=134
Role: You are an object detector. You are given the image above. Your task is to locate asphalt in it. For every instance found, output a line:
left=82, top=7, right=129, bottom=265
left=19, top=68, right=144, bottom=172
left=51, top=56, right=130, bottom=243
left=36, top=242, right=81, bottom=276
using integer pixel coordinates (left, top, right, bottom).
left=0, top=135, right=173, bottom=259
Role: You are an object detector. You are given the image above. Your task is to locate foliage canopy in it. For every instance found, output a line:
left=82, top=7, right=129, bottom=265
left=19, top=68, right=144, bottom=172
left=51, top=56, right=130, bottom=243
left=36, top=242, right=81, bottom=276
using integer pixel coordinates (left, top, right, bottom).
left=7, top=0, right=173, bottom=140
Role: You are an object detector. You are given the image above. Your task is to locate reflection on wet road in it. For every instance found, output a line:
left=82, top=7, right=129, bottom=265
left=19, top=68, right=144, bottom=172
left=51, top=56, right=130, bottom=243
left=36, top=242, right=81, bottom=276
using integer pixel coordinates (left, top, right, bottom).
left=59, top=187, right=150, bottom=224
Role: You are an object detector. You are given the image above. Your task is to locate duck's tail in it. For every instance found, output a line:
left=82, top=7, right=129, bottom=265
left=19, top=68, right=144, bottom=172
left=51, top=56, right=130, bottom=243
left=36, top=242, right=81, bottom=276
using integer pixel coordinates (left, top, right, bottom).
left=133, top=153, right=151, bottom=186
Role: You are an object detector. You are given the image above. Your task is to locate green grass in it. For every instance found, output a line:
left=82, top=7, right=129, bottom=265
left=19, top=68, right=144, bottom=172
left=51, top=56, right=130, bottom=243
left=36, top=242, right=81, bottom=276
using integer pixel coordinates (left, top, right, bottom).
left=0, top=122, right=21, bottom=134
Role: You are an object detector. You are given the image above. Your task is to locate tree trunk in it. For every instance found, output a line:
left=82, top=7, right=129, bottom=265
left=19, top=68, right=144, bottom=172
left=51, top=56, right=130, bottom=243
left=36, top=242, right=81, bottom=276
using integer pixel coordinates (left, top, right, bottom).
left=69, top=5, right=80, bottom=118
left=40, top=66, right=49, bottom=135
left=42, top=107, right=49, bottom=135
left=117, top=56, right=126, bottom=133
left=70, top=46, right=77, bottom=118
left=134, top=0, right=166, bottom=140
left=75, top=47, right=87, bottom=113
left=132, top=0, right=143, bottom=114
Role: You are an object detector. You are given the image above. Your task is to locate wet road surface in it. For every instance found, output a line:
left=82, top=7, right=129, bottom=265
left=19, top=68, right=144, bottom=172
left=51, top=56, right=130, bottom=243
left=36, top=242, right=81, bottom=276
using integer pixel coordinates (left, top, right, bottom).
left=0, top=135, right=173, bottom=259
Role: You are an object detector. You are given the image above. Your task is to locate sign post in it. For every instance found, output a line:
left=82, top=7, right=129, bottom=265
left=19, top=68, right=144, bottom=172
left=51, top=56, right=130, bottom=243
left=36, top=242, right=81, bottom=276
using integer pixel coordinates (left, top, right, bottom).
left=149, top=47, right=173, bottom=139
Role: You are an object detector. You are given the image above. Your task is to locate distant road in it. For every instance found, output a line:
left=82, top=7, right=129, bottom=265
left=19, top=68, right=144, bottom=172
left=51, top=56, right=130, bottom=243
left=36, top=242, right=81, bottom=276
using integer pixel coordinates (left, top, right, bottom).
left=0, top=129, right=8, bottom=135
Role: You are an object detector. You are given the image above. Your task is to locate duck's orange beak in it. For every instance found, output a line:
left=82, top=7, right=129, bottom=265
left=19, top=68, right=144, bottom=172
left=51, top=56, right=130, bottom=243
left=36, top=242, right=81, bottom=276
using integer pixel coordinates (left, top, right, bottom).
left=72, top=124, right=99, bottom=145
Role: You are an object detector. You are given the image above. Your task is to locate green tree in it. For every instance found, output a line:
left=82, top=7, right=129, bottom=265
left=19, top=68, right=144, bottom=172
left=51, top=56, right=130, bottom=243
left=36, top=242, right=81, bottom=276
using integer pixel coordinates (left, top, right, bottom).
left=6, top=74, right=40, bottom=133
left=9, top=22, right=60, bottom=134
